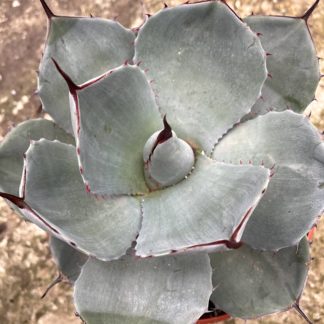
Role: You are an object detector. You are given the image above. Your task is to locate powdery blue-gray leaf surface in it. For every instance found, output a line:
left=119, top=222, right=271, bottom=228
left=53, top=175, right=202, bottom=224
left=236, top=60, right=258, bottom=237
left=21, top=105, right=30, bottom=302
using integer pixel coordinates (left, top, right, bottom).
left=212, top=111, right=324, bottom=250
left=0, top=119, right=73, bottom=196
left=72, top=65, right=162, bottom=195
left=50, top=236, right=88, bottom=282
left=136, top=154, right=270, bottom=257
left=209, top=237, right=310, bottom=319
left=74, top=253, right=212, bottom=324
left=38, top=15, right=135, bottom=133
left=244, top=16, right=319, bottom=117
left=135, top=1, right=267, bottom=154
left=22, top=139, right=141, bottom=260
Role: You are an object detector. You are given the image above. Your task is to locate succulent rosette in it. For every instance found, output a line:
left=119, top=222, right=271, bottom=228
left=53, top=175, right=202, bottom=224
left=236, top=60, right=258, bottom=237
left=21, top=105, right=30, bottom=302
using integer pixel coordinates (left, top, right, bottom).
left=0, top=0, right=323, bottom=323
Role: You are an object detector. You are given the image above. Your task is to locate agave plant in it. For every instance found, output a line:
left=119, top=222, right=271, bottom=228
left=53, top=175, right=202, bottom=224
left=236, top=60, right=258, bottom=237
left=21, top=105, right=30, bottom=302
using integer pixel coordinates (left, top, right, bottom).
left=0, top=0, right=323, bottom=323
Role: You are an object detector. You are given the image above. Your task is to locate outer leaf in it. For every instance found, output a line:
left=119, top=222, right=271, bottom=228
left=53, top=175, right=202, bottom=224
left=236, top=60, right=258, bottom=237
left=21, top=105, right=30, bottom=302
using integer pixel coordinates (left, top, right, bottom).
left=50, top=236, right=88, bottom=282
left=72, top=65, right=162, bottom=195
left=136, top=154, right=270, bottom=257
left=21, top=139, right=141, bottom=261
left=209, top=237, right=310, bottom=319
left=38, top=16, right=135, bottom=133
left=212, top=111, right=324, bottom=250
left=244, top=16, right=319, bottom=117
left=74, top=253, right=212, bottom=324
left=0, top=119, right=73, bottom=196
left=135, top=1, right=267, bottom=154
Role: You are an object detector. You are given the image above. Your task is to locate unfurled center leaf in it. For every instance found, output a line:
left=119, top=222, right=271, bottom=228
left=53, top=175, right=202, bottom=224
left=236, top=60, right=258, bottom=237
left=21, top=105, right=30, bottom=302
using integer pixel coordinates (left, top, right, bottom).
left=143, top=116, right=195, bottom=190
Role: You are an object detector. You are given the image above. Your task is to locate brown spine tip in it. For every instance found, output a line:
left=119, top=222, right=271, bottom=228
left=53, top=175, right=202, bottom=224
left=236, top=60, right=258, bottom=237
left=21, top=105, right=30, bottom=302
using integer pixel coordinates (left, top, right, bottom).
left=293, top=303, right=313, bottom=324
left=0, top=191, right=61, bottom=234
left=155, top=115, right=173, bottom=145
left=149, top=115, right=173, bottom=161
left=51, top=58, right=80, bottom=92
left=301, top=0, right=320, bottom=22
left=0, top=192, right=25, bottom=209
left=41, top=273, right=64, bottom=299
left=225, top=240, right=242, bottom=249
left=40, top=0, right=56, bottom=19
left=160, top=115, right=173, bottom=142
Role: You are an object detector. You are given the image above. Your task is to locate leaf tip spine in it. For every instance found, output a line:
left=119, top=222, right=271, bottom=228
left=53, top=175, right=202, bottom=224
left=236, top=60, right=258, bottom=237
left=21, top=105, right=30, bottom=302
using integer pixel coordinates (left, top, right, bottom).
left=300, top=0, right=320, bottom=22
left=40, top=0, right=56, bottom=20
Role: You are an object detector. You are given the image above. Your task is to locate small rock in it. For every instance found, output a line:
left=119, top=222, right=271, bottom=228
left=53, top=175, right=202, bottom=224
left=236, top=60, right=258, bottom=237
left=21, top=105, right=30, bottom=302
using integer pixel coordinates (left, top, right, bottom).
left=0, top=222, right=7, bottom=234
left=12, top=0, right=21, bottom=8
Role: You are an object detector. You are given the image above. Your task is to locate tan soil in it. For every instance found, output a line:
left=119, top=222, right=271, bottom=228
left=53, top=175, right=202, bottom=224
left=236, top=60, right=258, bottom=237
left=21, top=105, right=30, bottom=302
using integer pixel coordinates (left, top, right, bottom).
left=0, top=1, right=323, bottom=323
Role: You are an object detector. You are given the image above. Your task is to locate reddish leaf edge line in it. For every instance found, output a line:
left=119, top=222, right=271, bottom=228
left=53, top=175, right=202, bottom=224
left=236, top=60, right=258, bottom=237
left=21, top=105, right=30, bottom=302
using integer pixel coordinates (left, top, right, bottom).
left=52, top=59, right=160, bottom=197
left=135, top=168, right=271, bottom=258
left=0, top=150, right=87, bottom=255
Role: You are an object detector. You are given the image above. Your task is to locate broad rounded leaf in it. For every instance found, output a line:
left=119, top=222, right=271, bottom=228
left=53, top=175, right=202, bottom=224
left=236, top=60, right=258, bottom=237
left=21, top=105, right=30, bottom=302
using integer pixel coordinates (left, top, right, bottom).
left=212, top=111, right=324, bottom=250
left=74, top=253, right=212, bottom=324
left=136, top=154, right=270, bottom=257
left=209, top=237, right=310, bottom=319
left=135, top=1, right=267, bottom=154
left=38, top=16, right=135, bottom=133
left=72, top=65, right=162, bottom=195
left=0, top=119, right=73, bottom=196
left=245, top=16, right=319, bottom=117
left=50, top=236, right=88, bottom=282
left=23, top=139, right=141, bottom=260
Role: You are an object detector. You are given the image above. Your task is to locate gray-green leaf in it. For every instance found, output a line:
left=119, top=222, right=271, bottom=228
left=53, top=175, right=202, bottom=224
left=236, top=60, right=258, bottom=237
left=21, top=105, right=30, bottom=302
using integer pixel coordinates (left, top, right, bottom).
left=135, top=1, right=266, bottom=154
left=73, top=65, right=162, bottom=195
left=0, top=119, right=73, bottom=196
left=244, top=16, right=319, bottom=117
left=74, top=253, right=212, bottom=324
left=209, top=237, right=310, bottom=319
left=50, top=236, right=88, bottom=282
left=213, top=111, right=324, bottom=250
left=23, top=139, right=141, bottom=260
left=136, top=154, right=270, bottom=257
left=38, top=16, right=135, bottom=133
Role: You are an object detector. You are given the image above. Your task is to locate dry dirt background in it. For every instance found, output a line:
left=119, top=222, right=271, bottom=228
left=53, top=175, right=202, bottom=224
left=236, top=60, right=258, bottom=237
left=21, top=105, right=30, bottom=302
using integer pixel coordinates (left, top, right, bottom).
left=0, top=0, right=323, bottom=323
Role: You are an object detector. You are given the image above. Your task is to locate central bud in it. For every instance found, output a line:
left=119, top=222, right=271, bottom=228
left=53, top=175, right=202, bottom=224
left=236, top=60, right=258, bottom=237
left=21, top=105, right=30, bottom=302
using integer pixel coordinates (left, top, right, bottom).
left=143, top=117, right=195, bottom=190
